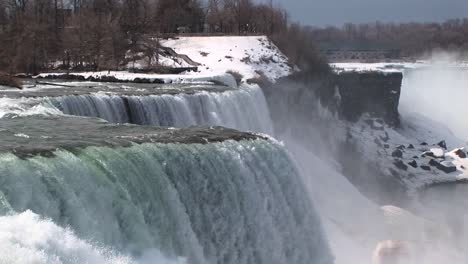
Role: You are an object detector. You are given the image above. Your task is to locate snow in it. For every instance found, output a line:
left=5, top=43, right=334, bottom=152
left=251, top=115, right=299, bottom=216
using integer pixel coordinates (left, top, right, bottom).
left=330, top=62, right=420, bottom=73
left=161, top=36, right=292, bottom=82
left=429, top=148, right=445, bottom=158
left=331, top=61, right=468, bottom=73
left=36, top=36, right=292, bottom=87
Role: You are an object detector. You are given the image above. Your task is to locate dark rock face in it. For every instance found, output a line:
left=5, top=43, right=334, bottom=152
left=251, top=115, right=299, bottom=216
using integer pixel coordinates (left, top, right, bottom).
left=335, top=72, right=403, bottom=126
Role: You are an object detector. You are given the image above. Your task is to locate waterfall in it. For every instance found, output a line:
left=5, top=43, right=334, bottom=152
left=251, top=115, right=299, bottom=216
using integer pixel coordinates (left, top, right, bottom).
left=0, top=139, right=333, bottom=264
left=52, top=86, right=273, bottom=133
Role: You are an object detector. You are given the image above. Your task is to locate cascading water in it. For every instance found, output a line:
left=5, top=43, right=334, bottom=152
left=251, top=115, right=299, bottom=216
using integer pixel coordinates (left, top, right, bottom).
left=0, top=79, right=336, bottom=263
left=0, top=117, right=333, bottom=264
left=50, top=86, right=272, bottom=133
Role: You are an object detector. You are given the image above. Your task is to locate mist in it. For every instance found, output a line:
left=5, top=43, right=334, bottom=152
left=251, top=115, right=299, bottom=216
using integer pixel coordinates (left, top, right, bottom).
left=400, top=53, right=468, bottom=142
left=264, top=63, right=468, bottom=263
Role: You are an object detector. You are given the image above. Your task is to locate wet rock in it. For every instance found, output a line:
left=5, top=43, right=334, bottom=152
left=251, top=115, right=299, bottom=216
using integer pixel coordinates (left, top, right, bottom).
left=394, top=160, right=408, bottom=171
left=392, top=149, right=403, bottom=158
left=437, top=140, right=447, bottom=150
left=397, top=145, right=406, bottom=150
left=413, top=156, right=419, bottom=159
left=384, top=144, right=390, bottom=149
left=421, top=142, right=428, bottom=146
left=408, top=144, right=415, bottom=149
left=421, top=165, right=431, bottom=171
left=455, top=149, right=467, bottom=158
left=408, top=160, right=418, bottom=168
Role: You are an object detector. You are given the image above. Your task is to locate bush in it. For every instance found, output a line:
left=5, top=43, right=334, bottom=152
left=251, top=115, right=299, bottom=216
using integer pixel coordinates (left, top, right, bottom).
left=247, top=72, right=271, bottom=87
left=226, top=70, right=243, bottom=86
left=0, top=73, right=22, bottom=89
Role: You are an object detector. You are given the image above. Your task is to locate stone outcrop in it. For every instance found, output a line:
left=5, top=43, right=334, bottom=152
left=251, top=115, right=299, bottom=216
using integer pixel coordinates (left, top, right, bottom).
left=335, top=72, right=402, bottom=126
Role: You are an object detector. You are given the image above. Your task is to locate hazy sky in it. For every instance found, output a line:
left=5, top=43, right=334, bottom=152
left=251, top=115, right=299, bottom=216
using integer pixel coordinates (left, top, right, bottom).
left=272, top=0, right=468, bottom=26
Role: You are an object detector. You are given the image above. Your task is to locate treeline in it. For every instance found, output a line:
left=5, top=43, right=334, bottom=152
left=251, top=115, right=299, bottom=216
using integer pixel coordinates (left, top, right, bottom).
left=307, top=19, right=468, bottom=57
left=0, top=0, right=288, bottom=73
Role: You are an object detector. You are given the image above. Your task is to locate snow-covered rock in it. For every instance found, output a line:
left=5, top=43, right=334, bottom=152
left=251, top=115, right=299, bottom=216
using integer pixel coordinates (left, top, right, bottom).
left=345, top=115, right=468, bottom=192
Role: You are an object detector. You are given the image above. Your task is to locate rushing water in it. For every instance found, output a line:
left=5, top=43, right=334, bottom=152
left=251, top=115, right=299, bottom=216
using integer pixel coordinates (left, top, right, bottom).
left=53, top=87, right=272, bottom=133
left=0, top=138, right=332, bottom=264
left=0, top=79, right=331, bottom=264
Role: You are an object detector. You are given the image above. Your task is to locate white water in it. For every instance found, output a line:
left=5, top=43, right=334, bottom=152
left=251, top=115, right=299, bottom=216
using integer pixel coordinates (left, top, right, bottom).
left=53, top=86, right=273, bottom=134
left=0, top=141, right=332, bottom=264
left=0, top=211, right=188, bottom=264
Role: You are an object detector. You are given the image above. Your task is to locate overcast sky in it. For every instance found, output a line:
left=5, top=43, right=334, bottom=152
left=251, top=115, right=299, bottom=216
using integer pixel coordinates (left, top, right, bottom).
left=272, top=0, right=468, bottom=26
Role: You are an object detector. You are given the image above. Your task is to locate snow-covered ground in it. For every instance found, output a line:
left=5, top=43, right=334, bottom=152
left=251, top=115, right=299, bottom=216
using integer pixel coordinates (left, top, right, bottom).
left=331, top=61, right=468, bottom=73
left=36, top=36, right=292, bottom=87
left=161, top=36, right=292, bottom=81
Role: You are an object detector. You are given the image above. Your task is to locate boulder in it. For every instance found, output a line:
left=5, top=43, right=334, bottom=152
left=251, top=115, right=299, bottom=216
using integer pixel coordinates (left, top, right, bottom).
left=420, top=165, right=431, bottom=171
left=421, top=142, right=428, bottom=146
left=439, top=161, right=457, bottom=173
left=429, top=159, right=440, bottom=167
left=408, top=160, right=418, bottom=168
left=454, top=149, right=467, bottom=158
left=437, top=140, right=447, bottom=150
left=407, top=144, right=415, bottom=149
left=429, top=159, right=457, bottom=173
left=392, top=149, right=403, bottom=158
left=394, top=160, right=408, bottom=171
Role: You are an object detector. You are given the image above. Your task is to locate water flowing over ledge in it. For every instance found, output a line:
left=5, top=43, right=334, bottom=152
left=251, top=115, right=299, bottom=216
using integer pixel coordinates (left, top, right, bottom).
left=0, top=136, right=332, bottom=264
left=0, top=82, right=273, bottom=134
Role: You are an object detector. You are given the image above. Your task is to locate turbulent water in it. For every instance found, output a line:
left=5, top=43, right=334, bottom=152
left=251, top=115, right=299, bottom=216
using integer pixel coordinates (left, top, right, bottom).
left=0, top=79, right=331, bottom=264
left=0, top=139, right=332, bottom=264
